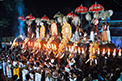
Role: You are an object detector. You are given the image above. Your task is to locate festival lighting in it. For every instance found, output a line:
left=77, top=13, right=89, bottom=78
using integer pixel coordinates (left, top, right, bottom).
left=66, top=46, right=68, bottom=51
left=113, top=48, right=116, bottom=58
left=54, top=45, right=57, bottom=50
left=31, top=42, right=34, bottom=47
left=97, top=47, right=100, bottom=55
left=82, top=48, right=85, bottom=54
left=34, top=42, right=37, bottom=48
left=102, top=48, right=105, bottom=55
left=69, top=46, right=71, bottom=52
left=75, top=48, right=77, bottom=53
left=107, top=48, right=111, bottom=57
left=39, top=42, right=41, bottom=49
left=118, top=49, right=121, bottom=57
left=93, top=47, right=95, bottom=54
left=78, top=47, right=81, bottom=54
left=71, top=46, right=74, bottom=52
left=28, top=41, right=31, bottom=46
left=43, top=43, right=57, bottom=50
left=43, top=44, right=47, bottom=48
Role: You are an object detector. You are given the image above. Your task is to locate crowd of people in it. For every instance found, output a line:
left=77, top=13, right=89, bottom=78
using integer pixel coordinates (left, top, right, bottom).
left=0, top=44, right=122, bottom=81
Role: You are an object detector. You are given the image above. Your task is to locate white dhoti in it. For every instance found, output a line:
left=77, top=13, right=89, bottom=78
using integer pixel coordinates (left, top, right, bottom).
left=36, top=28, right=39, bottom=39
left=90, top=31, right=94, bottom=42
left=75, top=31, right=80, bottom=41
left=107, top=30, right=111, bottom=42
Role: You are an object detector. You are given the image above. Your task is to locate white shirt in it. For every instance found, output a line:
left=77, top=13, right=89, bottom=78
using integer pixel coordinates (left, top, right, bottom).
left=6, top=64, right=12, bottom=78
left=75, top=31, right=80, bottom=41
left=35, top=73, right=42, bottom=81
left=19, top=62, right=23, bottom=69
left=29, top=73, right=34, bottom=81
left=13, top=61, right=17, bottom=67
left=36, top=27, right=39, bottom=39
left=3, top=61, right=6, bottom=76
left=70, top=34, right=75, bottom=42
left=90, top=31, right=94, bottom=42
left=22, top=69, right=29, bottom=81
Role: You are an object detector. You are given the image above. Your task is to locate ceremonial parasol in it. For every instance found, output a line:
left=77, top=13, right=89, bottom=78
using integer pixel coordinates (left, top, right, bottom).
left=41, top=15, right=49, bottom=21
left=26, top=14, right=35, bottom=20
left=75, top=4, right=88, bottom=27
left=53, top=12, right=64, bottom=18
left=67, top=11, right=77, bottom=25
left=18, top=16, right=26, bottom=21
left=89, top=2, right=104, bottom=41
left=67, top=12, right=77, bottom=18
left=89, top=2, right=104, bottom=12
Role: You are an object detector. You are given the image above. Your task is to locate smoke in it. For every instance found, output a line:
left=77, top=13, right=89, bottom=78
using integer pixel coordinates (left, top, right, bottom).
left=15, top=0, right=25, bottom=36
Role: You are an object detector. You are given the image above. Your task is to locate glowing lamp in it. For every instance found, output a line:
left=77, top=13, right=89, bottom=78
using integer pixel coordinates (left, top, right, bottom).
left=93, top=47, right=95, bottom=54
left=69, top=46, right=71, bottom=52
left=102, top=48, right=105, bottom=55
left=44, top=44, right=46, bottom=48
left=28, top=42, right=30, bottom=46
left=71, top=46, right=74, bottom=52
left=54, top=45, right=57, bottom=50
left=78, top=47, right=81, bottom=54
left=118, top=49, right=121, bottom=57
left=113, top=48, right=116, bottom=58
left=34, top=42, right=37, bottom=48
left=66, top=46, right=68, bottom=51
left=82, top=48, right=85, bottom=54
left=75, top=48, right=77, bottom=53
left=107, top=48, right=111, bottom=57
left=97, top=48, right=100, bottom=55
left=39, top=43, right=41, bottom=49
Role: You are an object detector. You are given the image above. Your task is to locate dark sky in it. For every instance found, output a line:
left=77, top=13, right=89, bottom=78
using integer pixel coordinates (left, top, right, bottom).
left=23, top=0, right=122, bottom=18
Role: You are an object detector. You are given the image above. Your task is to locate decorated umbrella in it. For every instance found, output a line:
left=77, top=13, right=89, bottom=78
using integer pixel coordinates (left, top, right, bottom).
left=67, top=11, right=77, bottom=18
left=75, top=4, right=88, bottom=38
left=67, top=11, right=77, bottom=25
left=41, top=15, right=49, bottom=21
left=18, top=16, right=26, bottom=21
left=53, top=12, right=64, bottom=18
left=26, top=14, right=35, bottom=20
left=75, top=4, right=88, bottom=27
left=89, top=2, right=104, bottom=41
left=89, top=2, right=104, bottom=12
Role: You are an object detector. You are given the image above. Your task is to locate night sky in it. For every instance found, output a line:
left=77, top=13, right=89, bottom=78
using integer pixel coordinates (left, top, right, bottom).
left=0, top=0, right=122, bottom=37
left=23, top=0, right=122, bottom=18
